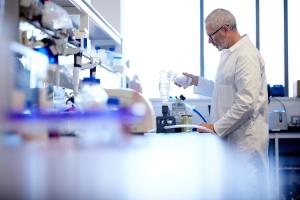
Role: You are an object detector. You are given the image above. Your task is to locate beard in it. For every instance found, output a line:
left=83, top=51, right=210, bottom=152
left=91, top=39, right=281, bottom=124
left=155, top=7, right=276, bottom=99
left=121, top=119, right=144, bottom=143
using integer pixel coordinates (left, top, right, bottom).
left=217, top=40, right=229, bottom=51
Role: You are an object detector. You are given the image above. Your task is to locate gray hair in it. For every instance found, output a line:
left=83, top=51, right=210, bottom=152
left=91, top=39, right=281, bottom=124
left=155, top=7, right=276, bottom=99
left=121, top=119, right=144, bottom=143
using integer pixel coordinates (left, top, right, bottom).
left=205, top=8, right=237, bottom=30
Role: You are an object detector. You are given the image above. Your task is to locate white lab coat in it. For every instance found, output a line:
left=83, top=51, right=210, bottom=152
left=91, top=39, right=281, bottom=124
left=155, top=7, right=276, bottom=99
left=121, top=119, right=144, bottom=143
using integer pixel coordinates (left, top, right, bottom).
left=195, top=35, right=269, bottom=197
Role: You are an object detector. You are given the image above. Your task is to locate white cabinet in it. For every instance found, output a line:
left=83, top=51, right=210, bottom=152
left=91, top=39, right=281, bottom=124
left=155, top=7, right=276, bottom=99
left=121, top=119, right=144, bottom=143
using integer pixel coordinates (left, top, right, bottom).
left=269, top=132, right=300, bottom=199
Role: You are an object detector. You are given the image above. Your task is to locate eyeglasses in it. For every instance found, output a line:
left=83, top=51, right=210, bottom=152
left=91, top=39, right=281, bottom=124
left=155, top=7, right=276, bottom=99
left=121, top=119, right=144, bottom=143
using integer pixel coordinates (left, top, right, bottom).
left=207, top=25, right=224, bottom=41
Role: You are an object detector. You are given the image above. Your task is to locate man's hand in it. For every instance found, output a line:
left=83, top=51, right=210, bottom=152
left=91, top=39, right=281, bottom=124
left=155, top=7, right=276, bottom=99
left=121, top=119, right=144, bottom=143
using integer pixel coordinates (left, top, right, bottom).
left=182, top=72, right=199, bottom=86
left=173, top=72, right=199, bottom=88
left=197, top=122, right=215, bottom=133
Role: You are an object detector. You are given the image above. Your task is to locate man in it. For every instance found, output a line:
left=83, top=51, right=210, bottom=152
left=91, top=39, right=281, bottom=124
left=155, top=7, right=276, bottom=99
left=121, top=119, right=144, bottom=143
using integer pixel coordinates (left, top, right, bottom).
left=175, top=8, right=269, bottom=198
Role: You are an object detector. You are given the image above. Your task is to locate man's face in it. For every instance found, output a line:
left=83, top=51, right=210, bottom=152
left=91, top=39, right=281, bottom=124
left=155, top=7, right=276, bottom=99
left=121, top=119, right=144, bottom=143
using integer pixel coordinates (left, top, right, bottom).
left=205, top=24, right=227, bottom=51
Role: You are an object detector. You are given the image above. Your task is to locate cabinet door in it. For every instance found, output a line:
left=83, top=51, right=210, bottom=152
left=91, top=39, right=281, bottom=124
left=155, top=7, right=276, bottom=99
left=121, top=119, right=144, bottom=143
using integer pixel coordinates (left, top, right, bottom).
left=278, top=138, right=300, bottom=199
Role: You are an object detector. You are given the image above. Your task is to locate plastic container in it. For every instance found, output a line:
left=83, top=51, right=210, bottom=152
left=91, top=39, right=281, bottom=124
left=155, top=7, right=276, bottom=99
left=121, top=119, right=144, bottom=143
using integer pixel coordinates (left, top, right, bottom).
left=169, top=71, right=193, bottom=88
left=75, top=77, right=108, bottom=111
left=112, top=56, right=122, bottom=66
left=107, top=97, right=120, bottom=111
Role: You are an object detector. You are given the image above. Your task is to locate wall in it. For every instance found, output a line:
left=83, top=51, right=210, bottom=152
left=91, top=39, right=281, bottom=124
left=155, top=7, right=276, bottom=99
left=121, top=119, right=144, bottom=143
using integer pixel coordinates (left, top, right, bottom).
left=91, top=0, right=121, bottom=33
left=0, top=0, right=18, bottom=123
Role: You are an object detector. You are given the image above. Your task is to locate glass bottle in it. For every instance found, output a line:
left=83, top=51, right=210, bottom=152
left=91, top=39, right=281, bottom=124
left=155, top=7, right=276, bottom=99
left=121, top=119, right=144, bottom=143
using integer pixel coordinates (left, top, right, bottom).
left=159, top=71, right=170, bottom=105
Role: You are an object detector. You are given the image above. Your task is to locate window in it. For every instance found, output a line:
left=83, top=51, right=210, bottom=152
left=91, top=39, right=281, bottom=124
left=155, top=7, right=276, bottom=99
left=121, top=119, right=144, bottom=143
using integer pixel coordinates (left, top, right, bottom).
left=203, top=0, right=256, bottom=81
left=122, top=0, right=200, bottom=99
left=260, top=0, right=284, bottom=87
left=288, top=0, right=300, bottom=97
left=123, top=1, right=290, bottom=98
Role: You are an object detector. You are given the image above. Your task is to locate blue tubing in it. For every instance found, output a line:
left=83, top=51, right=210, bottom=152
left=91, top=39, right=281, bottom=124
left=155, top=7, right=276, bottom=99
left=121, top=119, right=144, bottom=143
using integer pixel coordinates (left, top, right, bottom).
left=192, top=108, right=207, bottom=123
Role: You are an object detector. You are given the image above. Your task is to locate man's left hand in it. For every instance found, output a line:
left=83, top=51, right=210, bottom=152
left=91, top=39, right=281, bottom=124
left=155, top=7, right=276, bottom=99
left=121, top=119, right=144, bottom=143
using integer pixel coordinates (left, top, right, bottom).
left=197, top=122, right=215, bottom=133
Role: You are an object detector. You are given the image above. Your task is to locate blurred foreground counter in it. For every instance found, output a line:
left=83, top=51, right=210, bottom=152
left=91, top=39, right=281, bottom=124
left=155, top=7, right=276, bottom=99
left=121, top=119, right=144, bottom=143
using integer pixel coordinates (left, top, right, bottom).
left=0, top=133, right=259, bottom=199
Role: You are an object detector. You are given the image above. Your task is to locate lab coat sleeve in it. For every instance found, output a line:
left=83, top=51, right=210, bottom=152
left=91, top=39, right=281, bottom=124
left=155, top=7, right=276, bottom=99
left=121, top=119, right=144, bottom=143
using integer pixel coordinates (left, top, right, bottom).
left=193, top=76, right=214, bottom=97
left=214, top=54, right=261, bottom=137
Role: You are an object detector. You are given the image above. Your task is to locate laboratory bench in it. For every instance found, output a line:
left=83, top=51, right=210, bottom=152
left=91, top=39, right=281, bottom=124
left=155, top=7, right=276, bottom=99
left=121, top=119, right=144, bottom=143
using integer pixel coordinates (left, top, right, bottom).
left=0, top=132, right=269, bottom=199
left=0, top=132, right=299, bottom=199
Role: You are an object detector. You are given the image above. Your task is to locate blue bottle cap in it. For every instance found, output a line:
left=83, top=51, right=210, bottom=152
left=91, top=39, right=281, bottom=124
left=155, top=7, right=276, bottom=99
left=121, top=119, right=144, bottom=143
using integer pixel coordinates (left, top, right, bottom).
left=82, top=77, right=100, bottom=84
left=107, top=97, right=120, bottom=106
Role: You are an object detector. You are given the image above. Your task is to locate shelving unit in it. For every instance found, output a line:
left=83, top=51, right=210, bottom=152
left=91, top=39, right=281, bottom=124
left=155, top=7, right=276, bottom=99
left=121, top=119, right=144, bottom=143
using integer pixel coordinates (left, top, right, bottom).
left=0, top=0, right=138, bottom=140
left=52, top=0, right=122, bottom=48
left=0, top=0, right=128, bottom=110
left=16, top=0, right=127, bottom=91
left=20, top=0, right=126, bottom=89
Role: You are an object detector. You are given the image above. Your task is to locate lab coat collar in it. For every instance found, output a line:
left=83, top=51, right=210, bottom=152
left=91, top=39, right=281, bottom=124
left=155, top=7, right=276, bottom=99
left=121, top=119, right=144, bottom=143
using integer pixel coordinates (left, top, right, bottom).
left=227, top=34, right=249, bottom=53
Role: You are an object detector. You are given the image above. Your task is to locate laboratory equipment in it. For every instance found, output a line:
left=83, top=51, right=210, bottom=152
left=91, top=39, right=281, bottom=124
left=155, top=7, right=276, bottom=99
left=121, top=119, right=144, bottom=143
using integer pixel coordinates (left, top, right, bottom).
left=171, top=96, right=187, bottom=125
left=269, top=97, right=300, bottom=131
left=156, top=105, right=176, bottom=133
left=105, top=88, right=156, bottom=134
left=269, top=109, right=288, bottom=131
left=173, top=95, right=207, bottom=123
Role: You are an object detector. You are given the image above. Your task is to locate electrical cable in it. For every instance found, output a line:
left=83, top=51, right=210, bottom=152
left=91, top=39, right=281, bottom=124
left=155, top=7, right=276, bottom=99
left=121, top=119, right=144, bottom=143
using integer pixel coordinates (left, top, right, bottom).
left=183, top=102, right=207, bottom=123
left=272, top=97, right=287, bottom=113
left=173, top=95, right=208, bottom=123
left=192, top=108, right=207, bottom=123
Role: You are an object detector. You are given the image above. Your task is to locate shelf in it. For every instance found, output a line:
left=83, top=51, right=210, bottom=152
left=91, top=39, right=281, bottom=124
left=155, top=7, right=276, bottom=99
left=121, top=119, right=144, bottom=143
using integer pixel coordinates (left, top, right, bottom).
left=269, top=132, right=300, bottom=139
left=47, top=63, right=124, bottom=91
left=19, top=19, right=125, bottom=90
left=52, top=0, right=122, bottom=47
left=279, top=167, right=300, bottom=170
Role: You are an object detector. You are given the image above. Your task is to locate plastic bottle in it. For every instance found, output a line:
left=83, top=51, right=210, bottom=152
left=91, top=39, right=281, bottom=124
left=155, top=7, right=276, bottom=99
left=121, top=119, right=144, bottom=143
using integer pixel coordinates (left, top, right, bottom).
left=75, top=80, right=127, bottom=146
left=75, top=77, right=108, bottom=111
left=107, top=97, right=120, bottom=111
left=168, top=71, right=193, bottom=88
